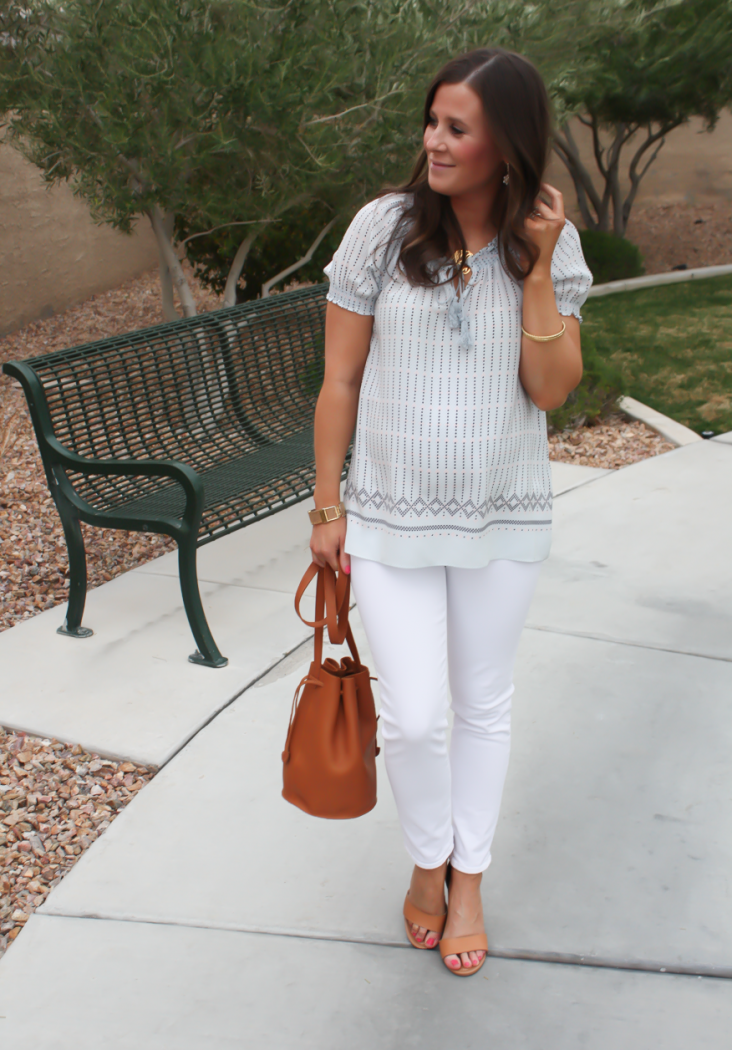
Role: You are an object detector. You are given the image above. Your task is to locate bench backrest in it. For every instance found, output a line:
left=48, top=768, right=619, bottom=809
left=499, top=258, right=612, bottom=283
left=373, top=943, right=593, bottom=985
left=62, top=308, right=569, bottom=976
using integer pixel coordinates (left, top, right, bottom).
left=22, top=285, right=327, bottom=472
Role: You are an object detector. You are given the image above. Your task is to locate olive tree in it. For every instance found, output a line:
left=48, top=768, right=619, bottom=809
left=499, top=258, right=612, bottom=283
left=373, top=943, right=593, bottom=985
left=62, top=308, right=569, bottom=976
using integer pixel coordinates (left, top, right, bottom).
left=546, top=0, right=732, bottom=235
left=0, top=0, right=501, bottom=315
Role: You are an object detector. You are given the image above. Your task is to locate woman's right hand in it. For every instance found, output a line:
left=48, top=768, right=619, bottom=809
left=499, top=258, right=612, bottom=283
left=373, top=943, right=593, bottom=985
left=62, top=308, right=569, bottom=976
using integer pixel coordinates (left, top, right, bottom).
left=310, top=518, right=350, bottom=575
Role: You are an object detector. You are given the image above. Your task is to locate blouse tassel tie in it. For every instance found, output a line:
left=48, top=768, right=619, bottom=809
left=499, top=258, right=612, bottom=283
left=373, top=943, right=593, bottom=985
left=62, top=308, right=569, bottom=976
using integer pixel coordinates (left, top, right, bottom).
left=445, top=282, right=472, bottom=352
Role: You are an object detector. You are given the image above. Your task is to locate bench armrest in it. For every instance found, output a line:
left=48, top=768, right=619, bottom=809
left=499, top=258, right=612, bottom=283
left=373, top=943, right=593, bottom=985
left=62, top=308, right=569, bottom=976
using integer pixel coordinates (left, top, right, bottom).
left=4, top=360, right=204, bottom=530
left=45, top=435, right=205, bottom=531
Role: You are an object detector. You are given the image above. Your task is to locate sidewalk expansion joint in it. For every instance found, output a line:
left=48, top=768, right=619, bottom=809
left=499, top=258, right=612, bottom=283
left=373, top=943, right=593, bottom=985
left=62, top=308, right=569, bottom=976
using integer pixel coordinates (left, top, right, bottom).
left=525, top=624, right=732, bottom=664
left=131, top=568, right=298, bottom=596
left=155, top=631, right=313, bottom=772
left=554, top=477, right=611, bottom=496
left=156, top=601, right=357, bottom=771
left=36, top=911, right=732, bottom=981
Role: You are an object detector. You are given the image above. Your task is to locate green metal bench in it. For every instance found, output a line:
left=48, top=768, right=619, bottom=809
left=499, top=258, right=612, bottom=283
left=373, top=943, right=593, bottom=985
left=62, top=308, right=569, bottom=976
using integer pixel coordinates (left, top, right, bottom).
left=3, top=284, right=332, bottom=668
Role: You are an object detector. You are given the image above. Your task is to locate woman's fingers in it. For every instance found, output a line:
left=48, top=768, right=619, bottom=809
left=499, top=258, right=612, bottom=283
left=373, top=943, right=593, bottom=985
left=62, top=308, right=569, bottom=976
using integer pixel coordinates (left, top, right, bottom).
left=539, top=182, right=565, bottom=220
left=310, top=520, right=347, bottom=574
left=340, top=550, right=351, bottom=576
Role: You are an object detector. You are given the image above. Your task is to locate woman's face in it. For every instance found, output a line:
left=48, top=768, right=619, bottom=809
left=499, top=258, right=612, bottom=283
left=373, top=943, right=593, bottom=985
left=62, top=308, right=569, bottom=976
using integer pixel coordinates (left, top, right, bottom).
left=424, top=81, right=505, bottom=198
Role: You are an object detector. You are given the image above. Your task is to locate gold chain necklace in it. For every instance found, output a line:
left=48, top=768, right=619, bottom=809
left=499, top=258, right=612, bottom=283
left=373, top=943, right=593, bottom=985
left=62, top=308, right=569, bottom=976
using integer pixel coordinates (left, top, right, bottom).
left=453, top=249, right=474, bottom=277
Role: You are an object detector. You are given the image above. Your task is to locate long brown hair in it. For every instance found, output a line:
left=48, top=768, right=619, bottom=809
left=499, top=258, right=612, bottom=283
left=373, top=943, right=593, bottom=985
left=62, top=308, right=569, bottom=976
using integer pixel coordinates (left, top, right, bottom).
left=385, top=48, right=551, bottom=285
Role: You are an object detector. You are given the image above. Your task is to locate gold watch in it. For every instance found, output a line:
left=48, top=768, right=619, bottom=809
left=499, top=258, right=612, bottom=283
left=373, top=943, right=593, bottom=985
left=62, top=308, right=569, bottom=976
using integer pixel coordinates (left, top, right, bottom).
left=308, top=502, right=346, bottom=525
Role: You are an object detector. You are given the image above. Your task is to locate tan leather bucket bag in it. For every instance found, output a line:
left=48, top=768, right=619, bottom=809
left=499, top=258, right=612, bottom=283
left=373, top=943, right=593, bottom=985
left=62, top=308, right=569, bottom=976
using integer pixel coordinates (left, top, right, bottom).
left=282, top=563, right=379, bottom=819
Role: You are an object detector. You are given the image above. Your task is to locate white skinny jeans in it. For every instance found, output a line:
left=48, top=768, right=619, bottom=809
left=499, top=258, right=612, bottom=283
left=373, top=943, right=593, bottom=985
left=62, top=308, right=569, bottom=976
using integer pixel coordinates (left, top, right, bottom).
left=350, top=555, right=542, bottom=874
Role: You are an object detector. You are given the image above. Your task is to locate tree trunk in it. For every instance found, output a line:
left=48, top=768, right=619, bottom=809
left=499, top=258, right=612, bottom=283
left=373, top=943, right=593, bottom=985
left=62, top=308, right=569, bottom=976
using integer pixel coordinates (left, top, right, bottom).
left=552, top=121, right=603, bottom=231
left=555, top=114, right=676, bottom=238
left=157, top=211, right=177, bottom=321
left=222, top=195, right=313, bottom=308
left=223, top=228, right=262, bottom=308
left=261, top=218, right=337, bottom=298
left=147, top=205, right=197, bottom=318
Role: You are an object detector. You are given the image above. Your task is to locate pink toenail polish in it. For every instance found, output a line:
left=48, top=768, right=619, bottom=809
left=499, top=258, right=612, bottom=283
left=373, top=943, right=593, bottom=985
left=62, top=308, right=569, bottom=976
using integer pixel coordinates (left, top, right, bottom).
left=426, top=938, right=435, bottom=947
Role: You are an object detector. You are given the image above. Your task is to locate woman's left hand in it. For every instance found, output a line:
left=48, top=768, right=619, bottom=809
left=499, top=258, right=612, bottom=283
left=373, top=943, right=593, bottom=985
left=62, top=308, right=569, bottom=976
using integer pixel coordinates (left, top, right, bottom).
left=524, top=182, right=565, bottom=272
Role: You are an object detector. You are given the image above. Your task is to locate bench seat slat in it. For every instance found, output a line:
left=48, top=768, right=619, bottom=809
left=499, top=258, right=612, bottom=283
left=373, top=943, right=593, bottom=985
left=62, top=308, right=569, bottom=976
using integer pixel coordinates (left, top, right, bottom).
left=103, top=427, right=316, bottom=532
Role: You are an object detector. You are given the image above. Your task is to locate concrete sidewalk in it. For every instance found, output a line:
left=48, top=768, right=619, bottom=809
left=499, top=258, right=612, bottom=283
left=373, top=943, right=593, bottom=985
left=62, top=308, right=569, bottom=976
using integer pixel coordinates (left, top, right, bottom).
left=0, top=447, right=731, bottom=1048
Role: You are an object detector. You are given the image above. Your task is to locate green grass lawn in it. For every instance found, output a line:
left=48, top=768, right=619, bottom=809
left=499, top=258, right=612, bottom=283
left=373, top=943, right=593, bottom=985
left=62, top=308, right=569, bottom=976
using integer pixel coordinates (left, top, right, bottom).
left=582, top=273, right=732, bottom=435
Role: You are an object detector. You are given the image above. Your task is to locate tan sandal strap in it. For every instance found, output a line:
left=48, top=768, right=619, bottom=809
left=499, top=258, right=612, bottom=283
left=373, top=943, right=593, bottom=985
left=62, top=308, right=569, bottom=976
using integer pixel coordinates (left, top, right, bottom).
left=439, top=933, right=488, bottom=958
left=403, top=894, right=447, bottom=934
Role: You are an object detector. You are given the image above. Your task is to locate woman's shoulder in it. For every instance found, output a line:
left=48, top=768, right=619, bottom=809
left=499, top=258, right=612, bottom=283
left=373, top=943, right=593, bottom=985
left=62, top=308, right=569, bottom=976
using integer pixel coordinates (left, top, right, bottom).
left=349, top=192, right=411, bottom=236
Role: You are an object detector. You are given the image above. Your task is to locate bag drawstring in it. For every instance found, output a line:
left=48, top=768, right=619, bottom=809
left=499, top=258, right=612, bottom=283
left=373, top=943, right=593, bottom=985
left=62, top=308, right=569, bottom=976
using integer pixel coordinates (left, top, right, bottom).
left=369, top=677, right=381, bottom=755
left=282, top=673, right=322, bottom=763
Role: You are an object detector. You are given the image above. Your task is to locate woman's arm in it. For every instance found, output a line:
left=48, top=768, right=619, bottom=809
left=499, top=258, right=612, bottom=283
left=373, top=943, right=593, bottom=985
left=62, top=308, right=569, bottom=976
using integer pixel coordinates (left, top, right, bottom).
left=518, top=184, right=583, bottom=411
left=310, top=302, right=374, bottom=573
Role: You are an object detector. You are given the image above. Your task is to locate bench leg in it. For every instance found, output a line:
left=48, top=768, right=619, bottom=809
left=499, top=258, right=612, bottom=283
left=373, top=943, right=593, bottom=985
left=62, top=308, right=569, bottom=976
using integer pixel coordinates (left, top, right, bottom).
left=178, top=537, right=228, bottom=668
left=56, top=501, right=93, bottom=639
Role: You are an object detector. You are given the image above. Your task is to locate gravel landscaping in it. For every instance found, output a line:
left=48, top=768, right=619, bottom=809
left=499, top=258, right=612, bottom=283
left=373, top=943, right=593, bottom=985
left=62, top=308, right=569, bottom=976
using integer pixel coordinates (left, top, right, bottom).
left=0, top=725, right=155, bottom=959
left=548, top=414, right=675, bottom=468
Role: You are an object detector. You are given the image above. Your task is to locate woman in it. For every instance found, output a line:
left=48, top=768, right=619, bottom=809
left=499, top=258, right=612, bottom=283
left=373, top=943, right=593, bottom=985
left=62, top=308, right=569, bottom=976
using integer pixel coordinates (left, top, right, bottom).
left=310, top=47, right=592, bottom=976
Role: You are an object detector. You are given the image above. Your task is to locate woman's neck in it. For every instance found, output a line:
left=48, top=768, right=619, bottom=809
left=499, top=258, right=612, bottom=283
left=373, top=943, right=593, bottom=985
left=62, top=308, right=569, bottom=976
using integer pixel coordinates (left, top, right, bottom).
left=449, top=183, right=500, bottom=254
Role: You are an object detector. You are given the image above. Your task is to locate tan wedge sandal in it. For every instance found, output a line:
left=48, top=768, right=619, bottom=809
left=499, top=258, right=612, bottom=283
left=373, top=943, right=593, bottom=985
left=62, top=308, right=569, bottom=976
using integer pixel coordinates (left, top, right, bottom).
left=403, top=892, right=447, bottom=950
left=439, top=933, right=489, bottom=976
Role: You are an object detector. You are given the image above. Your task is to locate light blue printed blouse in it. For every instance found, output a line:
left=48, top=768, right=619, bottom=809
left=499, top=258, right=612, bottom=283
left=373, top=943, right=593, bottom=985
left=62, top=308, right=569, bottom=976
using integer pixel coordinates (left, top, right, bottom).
left=323, top=194, right=593, bottom=569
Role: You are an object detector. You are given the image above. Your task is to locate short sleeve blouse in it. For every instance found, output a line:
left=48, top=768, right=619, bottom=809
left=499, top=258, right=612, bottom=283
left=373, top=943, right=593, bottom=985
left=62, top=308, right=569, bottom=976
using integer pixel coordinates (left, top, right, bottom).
left=324, top=194, right=593, bottom=569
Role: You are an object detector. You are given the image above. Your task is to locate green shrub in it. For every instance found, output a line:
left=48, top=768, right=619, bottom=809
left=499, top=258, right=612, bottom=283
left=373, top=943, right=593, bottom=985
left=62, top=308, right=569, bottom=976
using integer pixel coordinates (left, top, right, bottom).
left=547, top=330, right=626, bottom=432
left=579, top=229, right=645, bottom=285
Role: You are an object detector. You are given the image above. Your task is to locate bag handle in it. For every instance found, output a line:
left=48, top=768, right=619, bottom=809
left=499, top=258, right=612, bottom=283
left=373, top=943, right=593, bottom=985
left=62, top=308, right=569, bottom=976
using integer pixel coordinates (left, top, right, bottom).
left=295, top=563, right=350, bottom=642
left=294, top=563, right=362, bottom=668
left=283, top=564, right=365, bottom=763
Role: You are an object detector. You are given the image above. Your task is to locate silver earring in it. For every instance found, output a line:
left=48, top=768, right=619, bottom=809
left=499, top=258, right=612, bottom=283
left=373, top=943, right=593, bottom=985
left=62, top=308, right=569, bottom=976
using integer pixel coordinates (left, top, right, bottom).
left=502, top=164, right=509, bottom=186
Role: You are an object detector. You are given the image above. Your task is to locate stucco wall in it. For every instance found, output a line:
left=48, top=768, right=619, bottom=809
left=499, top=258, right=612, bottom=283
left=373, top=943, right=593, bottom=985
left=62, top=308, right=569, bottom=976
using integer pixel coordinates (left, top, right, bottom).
left=0, top=145, right=159, bottom=336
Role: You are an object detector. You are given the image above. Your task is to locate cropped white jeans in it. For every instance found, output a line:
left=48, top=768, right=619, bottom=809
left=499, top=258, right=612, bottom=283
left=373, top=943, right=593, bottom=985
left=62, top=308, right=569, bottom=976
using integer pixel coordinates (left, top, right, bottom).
left=350, top=555, right=542, bottom=874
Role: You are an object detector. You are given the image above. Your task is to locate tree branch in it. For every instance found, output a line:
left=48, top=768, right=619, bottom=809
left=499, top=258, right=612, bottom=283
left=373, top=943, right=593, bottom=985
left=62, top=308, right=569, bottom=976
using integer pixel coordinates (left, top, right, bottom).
left=553, top=121, right=603, bottom=223
left=222, top=193, right=313, bottom=307
left=588, top=118, right=637, bottom=232
left=82, top=101, right=149, bottom=194
left=553, top=139, right=598, bottom=230
left=438, top=0, right=484, bottom=33
left=178, top=218, right=276, bottom=249
left=302, top=90, right=401, bottom=126
left=297, top=135, right=330, bottom=169
left=147, top=205, right=197, bottom=317
left=261, top=217, right=337, bottom=298
left=589, top=114, right=610, bottom=181
left=626, top=121, right=677, bottom=187
left=622, top=121, right=680, bottom=233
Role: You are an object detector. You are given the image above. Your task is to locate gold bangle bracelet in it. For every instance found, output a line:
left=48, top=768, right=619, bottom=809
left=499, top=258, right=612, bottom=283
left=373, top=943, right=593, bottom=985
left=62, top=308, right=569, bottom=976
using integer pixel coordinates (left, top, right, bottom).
left=308, top=502, right=346, bottom=525
left=521, top=320, right=566, bottom=342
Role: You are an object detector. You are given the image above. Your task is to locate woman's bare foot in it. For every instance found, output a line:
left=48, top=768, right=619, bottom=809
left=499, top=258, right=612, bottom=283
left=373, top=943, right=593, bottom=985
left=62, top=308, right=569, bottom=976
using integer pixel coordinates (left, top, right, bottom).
left=442, top=868, right=486, bottom=971
left=407, top=861, right=448, bottom=948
